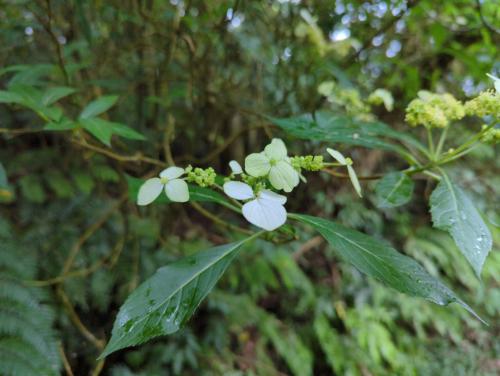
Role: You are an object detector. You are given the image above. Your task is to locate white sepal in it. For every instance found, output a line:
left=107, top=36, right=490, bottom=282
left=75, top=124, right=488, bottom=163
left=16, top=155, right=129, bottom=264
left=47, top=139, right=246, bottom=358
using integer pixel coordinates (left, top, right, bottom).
left=137, top=177, right=163, bottom=206
left=326, top=148, right=347, bottom=165
left=160, top=166, right=185, bottom=180
left=229, top=160, right=243, bottom=174
left=165, top=179, right=189, bottom=202
left=242, top=197, right=287, bottom=231
left=223, top=181, right=254, bottom=200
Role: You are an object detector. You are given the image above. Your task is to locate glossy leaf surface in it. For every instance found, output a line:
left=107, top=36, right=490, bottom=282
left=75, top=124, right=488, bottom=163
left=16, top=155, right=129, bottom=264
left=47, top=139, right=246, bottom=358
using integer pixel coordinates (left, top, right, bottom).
left=375, top=172, right=414, bottom=208
left=100, top=239, right=249, bottom=357
left=291, top=214, right=482, bottom=321
left=430, top=177, right=492, bottom=277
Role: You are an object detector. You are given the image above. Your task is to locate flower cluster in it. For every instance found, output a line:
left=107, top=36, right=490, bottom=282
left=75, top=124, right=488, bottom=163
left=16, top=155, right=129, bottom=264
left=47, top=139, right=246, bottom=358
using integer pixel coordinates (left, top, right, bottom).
left=480, top=125, right=500, bottom=145
left=318, top=81, right=370, bottom=116
left=290, top=155, right=324, bottom=171
left=464, top=90, right=500, bottom=118
left=405, top=91, right=465, bottom=129
left=137, top=167, right=189, bottom=205
left=368, top=88, right=394, bottom=112
left=136, top=138, right=362, bottom=232
left=185, top=165, right=216, bottom=187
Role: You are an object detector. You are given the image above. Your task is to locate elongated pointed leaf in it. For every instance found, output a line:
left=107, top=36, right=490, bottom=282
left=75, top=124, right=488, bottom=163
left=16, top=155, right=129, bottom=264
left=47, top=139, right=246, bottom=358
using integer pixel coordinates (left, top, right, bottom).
left=79, top=95, right=118, bottom=119
left=430, top=177, right=492, bottom=277
left=375, top=172, right=414, bottom=208
left=268, top=111, right=426, bottom=155
left=80, top=118, right=114, bottom=145
left=0, top=90, right=23, bottom=104
left=290, top=214, right=483, bottom=322
left=41, top=87, right=76, bottom=106
left=100, top=239, right=250, bottom=358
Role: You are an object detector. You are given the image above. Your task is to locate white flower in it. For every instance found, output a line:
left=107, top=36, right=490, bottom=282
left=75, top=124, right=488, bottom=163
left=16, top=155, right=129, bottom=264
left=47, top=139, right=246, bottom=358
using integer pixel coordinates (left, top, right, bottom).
left=137, top=166, right=189, bottom=205
left=244, top=138, right=299, bottom=192
left=486, top=73, right=500, bottom=93
left=326, top=148, right=362, bottom=197
left=229, top=160, right=243, bottom=174
left=223, top=181, right=287, bottom=231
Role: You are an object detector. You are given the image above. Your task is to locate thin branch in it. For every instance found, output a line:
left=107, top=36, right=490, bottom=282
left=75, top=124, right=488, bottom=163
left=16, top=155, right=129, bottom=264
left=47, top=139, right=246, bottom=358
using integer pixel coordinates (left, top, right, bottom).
left=58, top=342, right=75, bottom=376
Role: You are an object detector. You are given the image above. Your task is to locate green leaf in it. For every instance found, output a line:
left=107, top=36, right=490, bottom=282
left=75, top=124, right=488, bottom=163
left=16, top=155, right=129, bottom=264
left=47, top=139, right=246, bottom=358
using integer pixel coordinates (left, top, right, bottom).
left=290, top=214, right=483, bottom=322
left=41, top=87, right=76, bottom=106
left=0, top=162, right=13, bottom=202
left=268, top=111, right=426, bottom=155
left=430, top=176, right=492, bottom=277
left=375, top=172, right=414, bottom=208
left=100, top=238, right=253, bottom=358
left=0, top=90, right=24, bottom=104
left=80, top=118, right=114, bottom=145
left=109, top=121, right=146, bottom=141
left=79, top=95, right=118, bottom=119
left=80, top=118, right=145, bottom=145
left=19, top=175, right=46, bottom=203
left=0, top=163, right=7, bottom=189
left=44, top=118, right=77, bottom=131
left=314, top=314, right=345, bottom=374
left=126, top=175, right=233, bottom=209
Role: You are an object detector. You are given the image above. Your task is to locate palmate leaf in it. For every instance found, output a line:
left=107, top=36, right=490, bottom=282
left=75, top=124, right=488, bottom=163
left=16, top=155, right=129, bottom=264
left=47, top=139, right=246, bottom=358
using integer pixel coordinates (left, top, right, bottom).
left=100, top=238, right=255, bottom=358
left=268, top=111, right=426, bottom=155
left=290, top=214, right=484, bottom=322
left=430, top=176, right=492, bottom=277
left=375, top=171, right=414, bottom=208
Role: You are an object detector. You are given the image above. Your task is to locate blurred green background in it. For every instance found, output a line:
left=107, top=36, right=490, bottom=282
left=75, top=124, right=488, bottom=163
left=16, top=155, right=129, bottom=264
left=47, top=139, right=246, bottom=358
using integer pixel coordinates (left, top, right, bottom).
left=0, top=0, right=499, bottom=375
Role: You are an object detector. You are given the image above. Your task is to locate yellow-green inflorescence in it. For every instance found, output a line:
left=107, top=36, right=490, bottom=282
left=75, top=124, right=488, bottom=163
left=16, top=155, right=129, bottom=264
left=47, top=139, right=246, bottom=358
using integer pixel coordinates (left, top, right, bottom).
left=290, top=155, right=324, bottom=171
left=405, top=91, right=465, bottom=129
left=464, top=90, right=500, bottom=118
left=480, top=125, right=500, bottom=145
left=185, top=165, right=216, bottom=187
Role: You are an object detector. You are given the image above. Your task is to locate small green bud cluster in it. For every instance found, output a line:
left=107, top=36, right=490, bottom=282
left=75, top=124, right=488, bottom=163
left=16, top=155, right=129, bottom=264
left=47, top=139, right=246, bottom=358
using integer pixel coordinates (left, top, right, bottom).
left=367, top=88, right=394, bottom=111
left=290, top=155, right=324, bottom=171
left=405, top=91, right=465, bottom=129
left=464, top=90, right=500, bottom=118
left=185, top=165, right=216, bottom=187
left=479, top=125, right=500, bottom=145
left=318, top=81, right=370, bottom=116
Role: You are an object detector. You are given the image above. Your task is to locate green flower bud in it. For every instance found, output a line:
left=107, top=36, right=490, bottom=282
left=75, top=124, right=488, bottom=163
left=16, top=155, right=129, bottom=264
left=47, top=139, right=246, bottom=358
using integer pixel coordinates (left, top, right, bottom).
left=186, top=166, right=216, bottom=187
left=464, top=90, right=500, bottom=118
left=290, top=155, right=324, bottom=171
left=479, top=125, right=500, bottom=145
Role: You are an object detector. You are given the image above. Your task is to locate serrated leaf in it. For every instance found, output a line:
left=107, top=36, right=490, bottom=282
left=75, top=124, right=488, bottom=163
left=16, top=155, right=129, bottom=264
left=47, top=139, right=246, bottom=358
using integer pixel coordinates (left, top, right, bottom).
left=126, top=175, right=232, bottom=208
left=268, top=111, right=426, bottom=155
left=41, top=87, right=76, bottom=106
left=375, top=172, right=414, bottom=208
left=100, top=239, right=251, bottom=358
left=290, top=214, right=483, bottom=322
left=79, top=95, right=118, bottom=119
left=430, top=176, right=492, bottom=277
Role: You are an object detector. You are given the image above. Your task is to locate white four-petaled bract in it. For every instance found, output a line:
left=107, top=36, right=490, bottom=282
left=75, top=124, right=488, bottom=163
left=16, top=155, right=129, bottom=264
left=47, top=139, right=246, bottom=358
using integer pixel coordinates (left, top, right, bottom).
left=326, top=148, right=362, bottom=197
left=229, top=160, right=243, bottom=174
left=137, top=166, right=189, bottom=205
left=223, top=181, right=287, bottom=231
left=245, top=138, right=299, bottom=192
